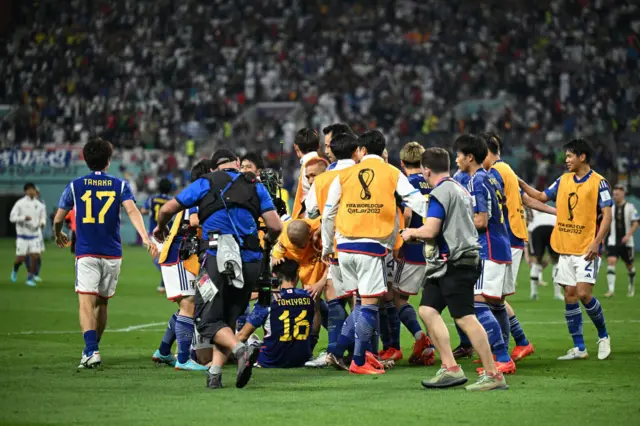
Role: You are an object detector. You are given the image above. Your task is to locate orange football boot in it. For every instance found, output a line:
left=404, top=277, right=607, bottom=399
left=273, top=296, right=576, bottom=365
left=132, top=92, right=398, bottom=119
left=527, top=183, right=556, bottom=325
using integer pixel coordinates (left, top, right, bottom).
left=379, top=347, right=403, bottom=362
left=511, top=343, right=535, bottom=362
left=349, top=360, right=385, bottom=375
left=408, top=333, right=433, bottom=365
left=476, top=359, right=516, bottom=375
left=365, top=352, right=385, bottom=370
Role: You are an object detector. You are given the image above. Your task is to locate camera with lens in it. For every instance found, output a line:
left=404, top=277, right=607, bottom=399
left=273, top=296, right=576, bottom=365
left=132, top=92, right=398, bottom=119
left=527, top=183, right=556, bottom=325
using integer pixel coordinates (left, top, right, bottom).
left=260, top=168, right=288, bottom=218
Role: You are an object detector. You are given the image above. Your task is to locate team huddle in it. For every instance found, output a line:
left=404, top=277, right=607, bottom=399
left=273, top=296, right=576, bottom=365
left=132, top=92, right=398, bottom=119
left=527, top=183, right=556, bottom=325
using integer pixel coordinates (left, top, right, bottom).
left=15, top=125, right=631, bottom=391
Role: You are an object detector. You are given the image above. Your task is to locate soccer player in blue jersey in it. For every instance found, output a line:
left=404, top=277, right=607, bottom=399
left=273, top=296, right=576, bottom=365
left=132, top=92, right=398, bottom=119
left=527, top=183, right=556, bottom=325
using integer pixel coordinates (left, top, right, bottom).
left=380, top=142, right=435, bottom=365
left=152, top=160, right=212, bottom=371
left=237, top=259, right=315, bottom=368
left=453, top=134, right=516, bottom=375
left=53, top=138, right=157, bottom=369
left=141, top=178, right=173, bottom=293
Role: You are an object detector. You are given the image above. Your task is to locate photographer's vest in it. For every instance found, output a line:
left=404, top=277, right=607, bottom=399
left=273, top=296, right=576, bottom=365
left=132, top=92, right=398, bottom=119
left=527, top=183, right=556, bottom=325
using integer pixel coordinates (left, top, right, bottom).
left=158, top=210, right=201, bottom=275
left=196, top=170, right=263, bottom=250
left=551, top=171, right=607, bottom=256
left=336, top=158, right=399, bottom=239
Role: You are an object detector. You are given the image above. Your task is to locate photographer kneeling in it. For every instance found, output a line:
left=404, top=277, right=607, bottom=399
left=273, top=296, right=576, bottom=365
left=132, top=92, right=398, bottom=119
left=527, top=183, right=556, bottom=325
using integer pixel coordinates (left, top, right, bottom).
left=156, top=149, right=282, bottom=390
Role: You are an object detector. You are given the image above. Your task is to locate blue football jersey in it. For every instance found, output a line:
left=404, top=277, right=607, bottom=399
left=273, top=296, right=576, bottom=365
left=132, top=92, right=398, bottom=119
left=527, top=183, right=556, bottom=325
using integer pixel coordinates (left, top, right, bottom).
left=143, top=193, right=172, bottom=233
left=402, top=173, right=432, bottom=264
left=453, top=170, right=470, bottom=187
left=58, top=171, right=135, bottom=258
left=248, top=288, right=314, bottom=368
left=467, top=169, right=511, bottom=263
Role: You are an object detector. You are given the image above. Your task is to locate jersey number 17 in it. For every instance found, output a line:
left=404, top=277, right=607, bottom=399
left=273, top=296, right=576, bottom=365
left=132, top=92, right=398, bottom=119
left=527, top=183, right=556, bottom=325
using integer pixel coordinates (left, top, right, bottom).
left=81, top=190, right=116, bottom=224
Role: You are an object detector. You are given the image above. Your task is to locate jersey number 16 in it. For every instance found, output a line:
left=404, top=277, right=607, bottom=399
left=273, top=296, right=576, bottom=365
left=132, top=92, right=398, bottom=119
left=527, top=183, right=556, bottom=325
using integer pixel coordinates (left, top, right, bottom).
left=279, top=310, right=310, bottom=342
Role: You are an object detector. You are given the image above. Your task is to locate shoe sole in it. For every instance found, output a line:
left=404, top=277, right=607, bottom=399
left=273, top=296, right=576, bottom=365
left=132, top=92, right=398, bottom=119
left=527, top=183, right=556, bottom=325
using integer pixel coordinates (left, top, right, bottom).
left=422, top=376, right=468, bottom=389
left=466, top=384, right=510, bottom=391
left=236, top=346, right=260, bottom=389
left=152, top=356, right=176, bottom=367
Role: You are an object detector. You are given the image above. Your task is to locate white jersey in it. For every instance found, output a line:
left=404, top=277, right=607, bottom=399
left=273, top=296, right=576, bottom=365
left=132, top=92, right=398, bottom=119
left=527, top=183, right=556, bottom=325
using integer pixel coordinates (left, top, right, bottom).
left=528, top=210, right=556, bottom=232
left=607, top=202, right=639, bottom=248
left=10, top=195, right=46, bottom=239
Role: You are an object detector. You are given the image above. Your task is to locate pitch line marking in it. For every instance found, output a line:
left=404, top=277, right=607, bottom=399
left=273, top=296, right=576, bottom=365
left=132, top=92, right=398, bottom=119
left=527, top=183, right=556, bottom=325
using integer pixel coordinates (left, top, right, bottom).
left=2, top=319, right=639, bottom=336
left=1, top=322, right=166, bottom=336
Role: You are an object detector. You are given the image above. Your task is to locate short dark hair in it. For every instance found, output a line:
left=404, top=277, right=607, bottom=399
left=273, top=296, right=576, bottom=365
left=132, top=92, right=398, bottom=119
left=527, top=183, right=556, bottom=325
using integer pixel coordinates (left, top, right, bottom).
left=358, top=130, right=386, bottom=157
left=294, top=128, right=319, bottom=154
left=329, top=133, right=358, bottom=160
left=190, top=159, right=211, bottom=181
left=240, top=152, right=265, bottom=170
left=563, top=138, right=593, bottom=163
left=421, top=148, right=450, bottom=173
left=488, top=132, right=503, bottom=154
left=210, top=148, right=238, bottom=168
left=478, top=132, right=500, bottom=156
left=613, top=184, right=625, bottom=192
left=323, top=123, right=355, bottom=137
left=453, top=134, right=487, bottom=165
left=83, top=137, right=113, bottom=171
left=158, top=178, right=173, bottom=194
left=24, top=182, right=36, bottom=192
left=272, top=259, right=299, bottom=283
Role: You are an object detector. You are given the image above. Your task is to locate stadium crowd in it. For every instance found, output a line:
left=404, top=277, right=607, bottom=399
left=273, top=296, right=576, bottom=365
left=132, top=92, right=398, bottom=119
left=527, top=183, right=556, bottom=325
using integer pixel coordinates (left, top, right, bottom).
left=1, top=0, right=639, bottom=159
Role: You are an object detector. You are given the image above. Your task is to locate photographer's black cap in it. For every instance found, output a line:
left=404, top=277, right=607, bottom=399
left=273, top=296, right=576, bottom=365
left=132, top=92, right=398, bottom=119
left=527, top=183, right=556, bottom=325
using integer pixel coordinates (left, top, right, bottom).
left=210, top=148, right=238, bottom=168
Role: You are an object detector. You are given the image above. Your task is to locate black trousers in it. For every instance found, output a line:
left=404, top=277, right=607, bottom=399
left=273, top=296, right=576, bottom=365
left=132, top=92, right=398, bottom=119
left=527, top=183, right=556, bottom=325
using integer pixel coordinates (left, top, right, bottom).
left=194, top=255, right=260, bottom=343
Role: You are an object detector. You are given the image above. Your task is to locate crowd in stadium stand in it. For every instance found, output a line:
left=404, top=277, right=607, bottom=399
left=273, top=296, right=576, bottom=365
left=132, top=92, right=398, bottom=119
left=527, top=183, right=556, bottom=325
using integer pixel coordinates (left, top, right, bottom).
left=1, top=0, right=639, bottom=190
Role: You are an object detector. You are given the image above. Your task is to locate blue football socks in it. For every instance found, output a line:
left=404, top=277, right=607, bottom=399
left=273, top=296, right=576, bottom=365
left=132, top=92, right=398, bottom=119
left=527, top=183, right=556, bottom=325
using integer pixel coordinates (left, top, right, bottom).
left=353, top=305, right=378, bottom=366
left=565, top=303, right=586, bottom=351
left=490, top=304, right=511, bottom=352
left=83, top=330, right=99, bottom=356
left=384, top=301, right=400, bottom=349
left=509, top=315, right=529, bottom=347
left=159, top=311, right=178, bottom=356
left=583, top=297, right=608, bottom=339
left=398, top=304, right=423, bottom=340
left=475, top=302, right=510, bottom=362
left=175, top=315, right=195, bottom=364
left=327, top=299, right=347, bottom=355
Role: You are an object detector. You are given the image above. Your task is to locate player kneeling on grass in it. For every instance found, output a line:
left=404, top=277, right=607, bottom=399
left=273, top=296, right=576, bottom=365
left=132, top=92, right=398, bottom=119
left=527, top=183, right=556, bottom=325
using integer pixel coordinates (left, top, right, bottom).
left=152, top=160, right=212, bottom=371
left=236, top=259, right=315, bottom=368
left=401, top=147, right=507, bottom=391
left=54, top=138, right=157, bottom=369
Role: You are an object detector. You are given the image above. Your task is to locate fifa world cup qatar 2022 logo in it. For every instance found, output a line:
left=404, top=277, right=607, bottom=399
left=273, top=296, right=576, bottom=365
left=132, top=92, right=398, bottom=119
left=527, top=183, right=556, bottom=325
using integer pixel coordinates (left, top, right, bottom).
left=567, top=192, right=579, bottom=221
left=358, top=169, right=375, bottom=200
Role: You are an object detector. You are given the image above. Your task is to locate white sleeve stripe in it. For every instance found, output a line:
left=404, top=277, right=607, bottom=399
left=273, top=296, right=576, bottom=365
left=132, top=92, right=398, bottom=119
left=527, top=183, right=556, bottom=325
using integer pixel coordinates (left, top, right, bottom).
left=121, top=180, right=125, bottom=196
left=70, top=182, right=76, bottom=206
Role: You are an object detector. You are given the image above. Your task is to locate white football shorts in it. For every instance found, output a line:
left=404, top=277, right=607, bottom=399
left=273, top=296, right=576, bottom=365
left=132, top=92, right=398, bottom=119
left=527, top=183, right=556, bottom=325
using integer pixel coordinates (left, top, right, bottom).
left=554, top=254, right=599, bottom=286
left=393, top=259, right=425, bottom=296
left=161, top=261, right=196, bottom=300
left=337, top=251, right=387, bottom=297
left=510, top=247, right=524, bottom=288
left=16, top=237, right=42, bottom=256
left=75, top=257, right=122, bottom=299
left=327, top=262, right=354, bottom=299
left=474, top=259, right=514, bottom=299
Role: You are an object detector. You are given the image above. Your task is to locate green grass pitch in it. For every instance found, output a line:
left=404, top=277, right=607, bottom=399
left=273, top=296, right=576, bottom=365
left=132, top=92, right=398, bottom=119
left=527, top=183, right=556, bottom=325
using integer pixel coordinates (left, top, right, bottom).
left=0, top=240, right=639, bottom=426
